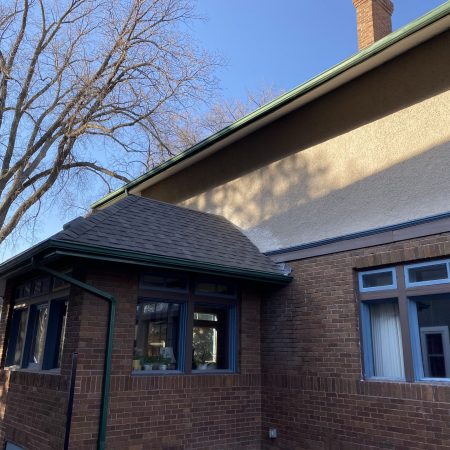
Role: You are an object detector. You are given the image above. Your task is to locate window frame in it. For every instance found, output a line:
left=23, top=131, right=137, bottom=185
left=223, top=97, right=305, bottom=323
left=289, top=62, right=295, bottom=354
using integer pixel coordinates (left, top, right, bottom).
left=404, top=259, right=450, bottom=288
left=358, top=261, right=450, bottom=383
left=5, top=293, right=69, bottom=372
left=133, top=271, right=239, bottom=376
left=359, top=298, right=405, bottom=381
left=358, top=267, right=397, bottom=292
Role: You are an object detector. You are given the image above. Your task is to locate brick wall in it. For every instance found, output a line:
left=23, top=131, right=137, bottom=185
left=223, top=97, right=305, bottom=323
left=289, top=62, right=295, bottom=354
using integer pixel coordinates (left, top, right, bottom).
left=261, top=231, right=450, bottom=449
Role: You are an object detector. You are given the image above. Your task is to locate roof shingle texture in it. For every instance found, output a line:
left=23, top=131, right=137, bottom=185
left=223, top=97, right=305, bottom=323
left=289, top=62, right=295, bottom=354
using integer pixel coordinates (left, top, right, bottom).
left=53, top=195, right=282, bottom=275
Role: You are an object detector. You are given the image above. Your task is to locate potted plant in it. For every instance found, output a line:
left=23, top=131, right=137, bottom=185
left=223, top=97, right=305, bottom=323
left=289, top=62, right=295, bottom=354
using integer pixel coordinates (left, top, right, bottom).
left=132, top=358, right=142, bottom=371
left=142, top=355, right=159, bottom=370
left=156, top=355, right=171, bottom=370
left=194, top=348, right=213, bottom=370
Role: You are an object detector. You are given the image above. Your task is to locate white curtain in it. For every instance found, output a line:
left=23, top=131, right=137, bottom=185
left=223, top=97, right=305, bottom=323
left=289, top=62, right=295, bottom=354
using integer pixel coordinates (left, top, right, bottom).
left=370, top=302, right=405, bottom=378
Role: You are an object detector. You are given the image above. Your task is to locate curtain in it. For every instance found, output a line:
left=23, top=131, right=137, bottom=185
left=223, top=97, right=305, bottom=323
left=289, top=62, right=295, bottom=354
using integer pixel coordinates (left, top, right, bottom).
left=370, top=302, right=405, bottom=378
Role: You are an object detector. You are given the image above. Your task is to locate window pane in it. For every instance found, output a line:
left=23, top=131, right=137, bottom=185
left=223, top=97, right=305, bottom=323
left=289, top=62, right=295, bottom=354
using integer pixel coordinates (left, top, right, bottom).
left=29, top=305, right=48, bottom=366
left=408, top=263, right=448, bottom=284
left=361, top=271, right=393, bottom=289
left=141, top=274, right=187, bottom=291
left=193, top=305, right=230, bottom=370
left=416, top=294, right=450, bottom=378
left=195, top=281, right=236, bottom=297
left=57, top=302, right=69, bottom=368
left=13, top=310, right=28, bottom=366
left=53, top=275, right=70, bottom=290
left=134, top=301, right=180, bottom=371
left=369, top=302, right=405, bottom=378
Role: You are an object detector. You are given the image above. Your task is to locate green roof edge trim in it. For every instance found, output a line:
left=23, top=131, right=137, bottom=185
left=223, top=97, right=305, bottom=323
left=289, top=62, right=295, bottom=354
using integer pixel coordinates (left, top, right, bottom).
left=0, top=239, right=291, bottom=285
left=91, top=3, right=450, bottom=210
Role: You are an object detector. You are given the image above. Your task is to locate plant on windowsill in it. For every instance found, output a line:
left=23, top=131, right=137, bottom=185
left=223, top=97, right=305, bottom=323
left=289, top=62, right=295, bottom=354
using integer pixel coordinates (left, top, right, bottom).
left=133, top=358, right=142, bottom=371
left=194, top=349, right=213, bottom=370
left=142, top=355, right=171, bottom=370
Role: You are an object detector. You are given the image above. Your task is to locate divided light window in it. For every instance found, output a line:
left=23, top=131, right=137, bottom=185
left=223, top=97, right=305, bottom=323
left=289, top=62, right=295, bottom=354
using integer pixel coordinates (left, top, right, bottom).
left=361, top=300, right=405, bottom=379
left=6, top=298, right=68, bottom=371
left=358, top=268, right=396, bottom=292
left=193, top=304, right=234, bottom=370
left=358, top=259, right=450, bottom=383
left=133, top=272, right=238, bottom=374
left=405, top=260, right=450, bottom=287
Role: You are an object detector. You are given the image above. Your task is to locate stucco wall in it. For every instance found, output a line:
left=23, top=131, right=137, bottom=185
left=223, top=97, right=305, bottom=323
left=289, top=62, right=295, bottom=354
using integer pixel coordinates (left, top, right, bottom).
left=142, top=31, right=450, bottom=253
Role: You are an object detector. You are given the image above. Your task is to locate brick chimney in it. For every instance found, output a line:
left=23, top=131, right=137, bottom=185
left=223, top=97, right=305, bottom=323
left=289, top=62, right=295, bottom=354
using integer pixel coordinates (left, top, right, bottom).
left=353, top=0, right=394, bottom=50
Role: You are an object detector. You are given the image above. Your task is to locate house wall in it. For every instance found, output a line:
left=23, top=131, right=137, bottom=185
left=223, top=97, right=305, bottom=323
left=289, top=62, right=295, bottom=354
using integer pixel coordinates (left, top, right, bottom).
left=68, top=264, right=263, bottom=450
left=141, top=31, right=450, bottom=253
left=260, top=231, right=450, bottom=449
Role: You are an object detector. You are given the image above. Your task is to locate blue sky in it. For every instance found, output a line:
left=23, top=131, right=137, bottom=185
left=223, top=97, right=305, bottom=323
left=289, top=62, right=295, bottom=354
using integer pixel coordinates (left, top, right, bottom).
left=193, top=0, right=446, bottom=100
left=1, top=0, right=446, bottom=261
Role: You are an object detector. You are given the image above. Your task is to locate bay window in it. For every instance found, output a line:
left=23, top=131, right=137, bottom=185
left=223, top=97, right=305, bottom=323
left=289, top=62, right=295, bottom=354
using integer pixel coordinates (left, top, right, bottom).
left=5, top=276, right=69, bottom=371
left=133, top=273, right=238, bottom=374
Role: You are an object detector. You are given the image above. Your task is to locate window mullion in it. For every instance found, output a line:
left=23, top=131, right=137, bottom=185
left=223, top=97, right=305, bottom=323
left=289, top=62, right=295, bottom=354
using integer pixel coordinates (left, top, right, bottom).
left=185, top=298, right=194, bottom=374
left=396, top=266, right=414, bottom=382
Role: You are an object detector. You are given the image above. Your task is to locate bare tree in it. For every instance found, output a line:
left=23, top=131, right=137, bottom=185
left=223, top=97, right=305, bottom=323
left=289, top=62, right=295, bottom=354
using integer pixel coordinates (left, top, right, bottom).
left=0, top=0, right=216, bottom=244
left=170, top=85, right=284, bottom=149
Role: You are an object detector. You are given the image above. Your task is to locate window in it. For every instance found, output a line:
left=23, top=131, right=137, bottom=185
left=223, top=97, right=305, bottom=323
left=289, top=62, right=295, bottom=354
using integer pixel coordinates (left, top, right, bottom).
left=7, top=308, right=28, bottom=367
left=27, top=303, right=49, bottom=369
left=359, top=260, right=450, bottom=382
left=6, top=442, right=25, bottom=450
left=133, top=272, right=238, bottom=374
left=193, top=304, right=235, bottom=370
left=405, top=260, right=450, bottom=287
left=358, top=268, right=396, bottom=292
left=5, top=298, right=68, bottom=371
left=134, top=301, right=181, bottom=371
left=410, top=294, right=450, bottom=379
left=140, top=273, right=188, bottom=292
left=361, top=300, right=405, bottom=379
left=195, top=280, right=236, bottom=297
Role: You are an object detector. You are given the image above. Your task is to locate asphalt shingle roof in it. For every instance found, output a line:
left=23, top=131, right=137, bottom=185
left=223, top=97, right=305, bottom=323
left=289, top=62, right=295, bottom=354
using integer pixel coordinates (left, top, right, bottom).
left=53, top=195, right=282, bottom=276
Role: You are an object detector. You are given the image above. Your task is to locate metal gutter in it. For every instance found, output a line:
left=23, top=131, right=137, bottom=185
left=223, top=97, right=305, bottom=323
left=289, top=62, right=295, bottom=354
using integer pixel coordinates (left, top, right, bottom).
left=34, top=263, right=116, bottom=450
left=47, top=239, right=291, bottom=284
left=64, top=352, right=78, bottom=450
left=266, top=210, right=450, bottom=257
left=91, top=3, right=450, bottom=210
left=0, top=239, right=291, bottom=284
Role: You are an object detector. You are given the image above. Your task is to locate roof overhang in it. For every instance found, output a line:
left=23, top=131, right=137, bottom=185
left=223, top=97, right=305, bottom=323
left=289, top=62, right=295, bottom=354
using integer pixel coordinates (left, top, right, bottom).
left=0, top=239, right=291, bottom=285
left=92, top=3, right=450, bottom=210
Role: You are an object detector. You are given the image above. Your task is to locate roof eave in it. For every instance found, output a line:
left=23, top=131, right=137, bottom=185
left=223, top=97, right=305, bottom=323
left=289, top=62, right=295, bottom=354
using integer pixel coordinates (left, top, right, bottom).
left=91, top=3, right=450, bottom=210
left=0, top=239, right=291, bottom=285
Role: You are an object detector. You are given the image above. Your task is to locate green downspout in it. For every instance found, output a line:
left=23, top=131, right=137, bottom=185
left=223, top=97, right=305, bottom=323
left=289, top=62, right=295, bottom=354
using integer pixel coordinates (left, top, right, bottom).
left=35, top=264, right=116, bottom=450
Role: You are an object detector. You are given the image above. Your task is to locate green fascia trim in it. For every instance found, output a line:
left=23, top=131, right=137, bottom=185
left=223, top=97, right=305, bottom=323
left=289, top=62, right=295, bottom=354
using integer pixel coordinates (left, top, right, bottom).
left=49, top=240, right=292, bottom=284
left=0, top=239, right=291, bottom=284
left=91, top=2, right=450, bottom=210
